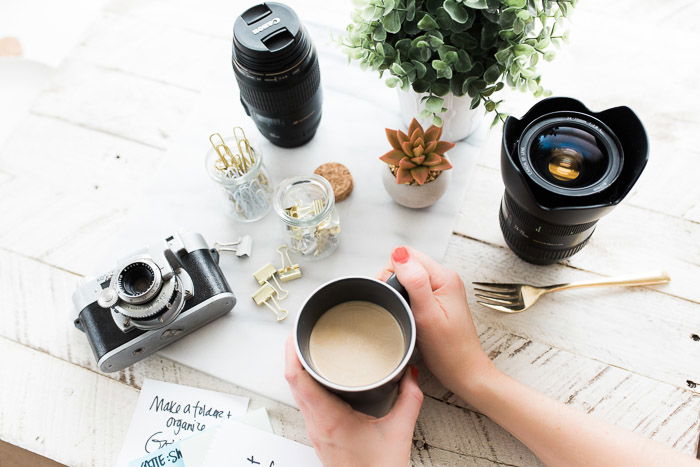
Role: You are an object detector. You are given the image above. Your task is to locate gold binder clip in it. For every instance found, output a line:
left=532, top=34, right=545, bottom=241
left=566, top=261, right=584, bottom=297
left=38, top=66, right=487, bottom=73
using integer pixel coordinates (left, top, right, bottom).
left=252, top=283, right=288, bottom=322
left=253, top=263, right=288, bottom=299
left=277, top=245, right=302, bottom=282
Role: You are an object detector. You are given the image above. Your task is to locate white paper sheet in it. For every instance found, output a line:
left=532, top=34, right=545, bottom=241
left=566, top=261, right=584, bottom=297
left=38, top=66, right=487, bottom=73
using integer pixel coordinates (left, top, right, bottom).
left=203, top=421, right=321, bottom=467
left=116, top=379, right=249, bottom=467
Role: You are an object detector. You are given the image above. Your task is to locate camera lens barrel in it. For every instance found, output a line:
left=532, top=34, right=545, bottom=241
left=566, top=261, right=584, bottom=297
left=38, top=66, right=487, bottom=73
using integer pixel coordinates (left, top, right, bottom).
left=499, top=97, right=649, bottom=265
left=233, top=2, right=322, bottom=148
left=499, top=192, right=597, bottom=264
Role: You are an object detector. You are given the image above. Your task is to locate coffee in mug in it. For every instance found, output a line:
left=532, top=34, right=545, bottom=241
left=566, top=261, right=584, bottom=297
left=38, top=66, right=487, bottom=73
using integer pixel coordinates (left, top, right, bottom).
left=295, top=275, right=415, bottom=416
left=308, top=301, right=405, bottom=387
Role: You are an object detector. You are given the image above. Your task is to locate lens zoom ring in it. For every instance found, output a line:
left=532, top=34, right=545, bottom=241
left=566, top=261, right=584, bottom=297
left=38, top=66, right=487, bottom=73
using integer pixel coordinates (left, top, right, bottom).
left=499, top=209, right=591, bottom=264
left=504, top=194, right=597, bottom=236
left=237, top=62, right=320, bottom=114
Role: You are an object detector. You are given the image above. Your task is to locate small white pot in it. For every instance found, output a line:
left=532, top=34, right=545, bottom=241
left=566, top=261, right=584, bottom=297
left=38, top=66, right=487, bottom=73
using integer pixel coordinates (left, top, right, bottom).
left=396, top=88, right=483, bottom=142
left=381, top=160, right=452, bottom=209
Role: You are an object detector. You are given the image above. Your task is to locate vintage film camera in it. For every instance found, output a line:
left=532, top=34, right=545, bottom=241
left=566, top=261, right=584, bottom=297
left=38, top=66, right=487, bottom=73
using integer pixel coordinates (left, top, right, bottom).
left=72, top=232, right=235, bottom=372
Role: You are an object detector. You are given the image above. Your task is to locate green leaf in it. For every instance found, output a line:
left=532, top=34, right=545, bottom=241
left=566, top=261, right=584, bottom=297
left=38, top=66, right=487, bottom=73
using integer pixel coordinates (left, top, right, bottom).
left=462, top=0, right=488, bottom=8
left=432, top=59, right=448, bottom=71
left=386, top=76, right=401, bottom=87
left=431, top=81, right=450, bottom=96
left=417, top=13, right=439, bottom=31
left=406, top=0, right=416, bottom=20
left=484, top=64, right=501, bottom=83
left=544, top=51, right=556, bottom=61
left=412, top=79, right=431, bottom=93
left=419, top=109, right=434, bottom=119
left=383, top=0, right=396, bottom=15
left=470, top=95, right=481, bottom=109
left=425, top=96, right=445, bottom=113
left=391, top=63, right=406, bottom=75
left=454, top=50, right=472, bottom=72
left=432, top=115, right=443, bottom=127
left=513, top=43, right=535, bottom=56
left=382, top=10, right=401, bottom=33
left=443, top=0, right=468, bottom=23
left=494, top=48, right=511, bottom=65
left=485, top=100, right=496, bottom=112
left=372, top=26, right=387, bottom=42
left=504, top=0, right=526, bottom=7
left=412, top=60, right=427, bottom=78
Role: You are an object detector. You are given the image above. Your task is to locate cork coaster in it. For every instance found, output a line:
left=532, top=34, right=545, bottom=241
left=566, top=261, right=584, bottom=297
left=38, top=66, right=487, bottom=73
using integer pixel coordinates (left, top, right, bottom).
left=314, top=162, right=353, bottom=202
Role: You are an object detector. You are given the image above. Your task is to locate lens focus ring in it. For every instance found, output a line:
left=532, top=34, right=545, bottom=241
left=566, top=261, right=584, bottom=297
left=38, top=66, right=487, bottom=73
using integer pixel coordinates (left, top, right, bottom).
left=503, top=194, right=597, bottom=236
left=499, top=208, right=592, bottom=264
left=236, top=58, right=320, bottom=114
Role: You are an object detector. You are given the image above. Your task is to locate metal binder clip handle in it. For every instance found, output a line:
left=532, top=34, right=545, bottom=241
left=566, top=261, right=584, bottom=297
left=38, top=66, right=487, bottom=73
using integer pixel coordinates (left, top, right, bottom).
left=252, top=282, right=288, bottom=322
left=215, top=235, right=253, bottom=257
left=277, top=245, right=302, bottom=282
left=253, top=263, right=288, bottom=300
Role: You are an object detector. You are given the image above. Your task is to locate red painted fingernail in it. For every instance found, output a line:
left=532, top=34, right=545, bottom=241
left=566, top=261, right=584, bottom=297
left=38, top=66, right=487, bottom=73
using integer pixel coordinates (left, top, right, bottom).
left=410, top=365, right=419, bottom=379
left=392, top=246, right=409, bottom=264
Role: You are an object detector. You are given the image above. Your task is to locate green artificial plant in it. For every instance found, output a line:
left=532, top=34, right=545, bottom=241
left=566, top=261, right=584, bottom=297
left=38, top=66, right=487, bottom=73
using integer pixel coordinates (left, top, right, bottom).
left=342, top=0, right=576, bottom=126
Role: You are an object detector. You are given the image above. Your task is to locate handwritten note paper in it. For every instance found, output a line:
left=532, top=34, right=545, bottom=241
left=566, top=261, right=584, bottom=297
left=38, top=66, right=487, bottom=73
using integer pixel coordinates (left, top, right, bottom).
left=203, top=421, right=322, bottom=467
left=116, top=379, right=249, bottom=467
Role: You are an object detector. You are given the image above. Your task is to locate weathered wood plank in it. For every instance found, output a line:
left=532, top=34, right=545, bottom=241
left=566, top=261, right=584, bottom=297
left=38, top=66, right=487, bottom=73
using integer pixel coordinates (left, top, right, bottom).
left=454, top=164, right=700, bottom=304
left=31, top=59, right=197, bottom=149
left=442, top=231, right=700, bottom=392
left=74, top=12, right=229, bottom=92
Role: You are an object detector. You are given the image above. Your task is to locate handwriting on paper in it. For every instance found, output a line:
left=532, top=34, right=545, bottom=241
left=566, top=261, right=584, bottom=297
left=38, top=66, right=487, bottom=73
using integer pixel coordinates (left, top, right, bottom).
left=116, top=379, right=249, bottom=467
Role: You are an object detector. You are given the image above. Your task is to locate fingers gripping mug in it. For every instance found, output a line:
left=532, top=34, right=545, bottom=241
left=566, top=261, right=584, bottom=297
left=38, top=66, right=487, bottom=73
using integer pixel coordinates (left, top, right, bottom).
left=294, top=275, right=415, bottom=417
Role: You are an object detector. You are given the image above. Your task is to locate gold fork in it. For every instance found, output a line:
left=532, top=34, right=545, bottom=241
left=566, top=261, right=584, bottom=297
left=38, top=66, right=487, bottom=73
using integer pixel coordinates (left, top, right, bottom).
left=473, top=271, right=671, bottom=313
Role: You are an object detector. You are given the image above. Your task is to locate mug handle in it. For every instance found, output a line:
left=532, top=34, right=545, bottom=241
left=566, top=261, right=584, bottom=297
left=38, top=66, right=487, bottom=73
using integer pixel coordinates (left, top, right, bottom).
left=386, top=274, right=410, bottom=305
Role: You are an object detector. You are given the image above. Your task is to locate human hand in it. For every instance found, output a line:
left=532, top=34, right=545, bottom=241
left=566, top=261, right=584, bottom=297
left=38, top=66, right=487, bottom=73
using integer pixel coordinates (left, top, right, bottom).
left=378, top=246, right=495, bottom=398
left=284, top=337, right=423, bottom=467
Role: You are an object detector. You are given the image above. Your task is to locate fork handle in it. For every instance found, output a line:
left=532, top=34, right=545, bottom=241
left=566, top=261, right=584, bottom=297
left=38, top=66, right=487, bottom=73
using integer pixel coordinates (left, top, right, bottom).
left=547, top=271, right=671, bottom=293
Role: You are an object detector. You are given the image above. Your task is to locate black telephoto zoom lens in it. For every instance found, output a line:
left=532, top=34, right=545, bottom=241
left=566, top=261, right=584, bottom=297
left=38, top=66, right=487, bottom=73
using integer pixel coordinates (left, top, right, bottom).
left=233, top=2, right=322, bottom=148
left=499, top=98, right=649, bottom=265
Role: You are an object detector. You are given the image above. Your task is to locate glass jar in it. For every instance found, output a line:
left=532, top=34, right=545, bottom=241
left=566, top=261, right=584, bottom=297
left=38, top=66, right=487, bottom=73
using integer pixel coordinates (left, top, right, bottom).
left=273, top=175, right=340, bottom=259
left=205, top=138, right=273, bottom=222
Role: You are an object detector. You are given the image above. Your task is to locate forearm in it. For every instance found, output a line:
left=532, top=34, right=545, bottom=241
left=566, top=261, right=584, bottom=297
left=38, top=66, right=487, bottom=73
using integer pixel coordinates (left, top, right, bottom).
left=457, top=365, right=698, bottom=467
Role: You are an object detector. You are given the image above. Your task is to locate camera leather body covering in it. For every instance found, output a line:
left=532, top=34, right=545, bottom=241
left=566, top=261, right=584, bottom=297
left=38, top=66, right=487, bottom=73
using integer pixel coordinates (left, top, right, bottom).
left=72, top=233, right=235, bottom=372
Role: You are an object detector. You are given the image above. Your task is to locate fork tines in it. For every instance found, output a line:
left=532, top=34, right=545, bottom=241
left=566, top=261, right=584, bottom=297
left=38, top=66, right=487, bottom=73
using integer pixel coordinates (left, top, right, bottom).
left=472, top=281, right=523, bottom=312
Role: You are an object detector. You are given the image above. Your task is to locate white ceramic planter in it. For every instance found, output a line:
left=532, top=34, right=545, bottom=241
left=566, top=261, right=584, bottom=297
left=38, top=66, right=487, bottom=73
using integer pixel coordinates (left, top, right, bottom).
left=381, top=159, right=452, bottom=209
left=396, top=88, right=482, bottom=142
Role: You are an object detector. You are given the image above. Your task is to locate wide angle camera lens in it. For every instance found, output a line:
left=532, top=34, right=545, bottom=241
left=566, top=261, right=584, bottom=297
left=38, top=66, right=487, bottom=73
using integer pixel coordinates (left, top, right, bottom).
left=233, top=2, right=322, bottom=148
left=499, top=98, right=649, bottom=265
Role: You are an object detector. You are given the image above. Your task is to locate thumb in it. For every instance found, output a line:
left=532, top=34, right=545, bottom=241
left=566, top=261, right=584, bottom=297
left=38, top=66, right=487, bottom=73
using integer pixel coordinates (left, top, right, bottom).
left=390, top=246, right=434, bottom=311
left=383, top=365, right=423, bottom=431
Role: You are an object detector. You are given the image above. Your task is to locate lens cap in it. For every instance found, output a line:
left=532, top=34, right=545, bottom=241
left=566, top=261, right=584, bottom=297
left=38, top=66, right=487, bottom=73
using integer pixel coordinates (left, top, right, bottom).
left=233, top=2, right=307, bottom=72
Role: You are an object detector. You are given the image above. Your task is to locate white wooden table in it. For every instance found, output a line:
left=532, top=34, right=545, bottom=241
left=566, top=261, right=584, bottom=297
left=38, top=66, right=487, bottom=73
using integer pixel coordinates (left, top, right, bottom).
left=1, top=0, right=699, bottom=465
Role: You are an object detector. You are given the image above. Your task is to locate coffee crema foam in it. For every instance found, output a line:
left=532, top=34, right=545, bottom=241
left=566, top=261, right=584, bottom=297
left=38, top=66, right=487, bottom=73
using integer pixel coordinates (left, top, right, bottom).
left=309, top=301, right=405, bottom=387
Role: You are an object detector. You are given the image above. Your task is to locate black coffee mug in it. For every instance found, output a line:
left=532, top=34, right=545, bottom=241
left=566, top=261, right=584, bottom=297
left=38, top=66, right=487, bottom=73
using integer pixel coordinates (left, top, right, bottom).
left=294, top=275, right=415, bottom=417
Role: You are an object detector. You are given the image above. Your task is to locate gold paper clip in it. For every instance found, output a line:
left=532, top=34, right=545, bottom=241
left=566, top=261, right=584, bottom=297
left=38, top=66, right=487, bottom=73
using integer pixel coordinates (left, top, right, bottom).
left=277, top=245, right=302, bottom=282
left=252, top=283, right=288, bottom=322
left=253, top=263, right=288, bottom=299
left=233, top=126, right=255, bottom=171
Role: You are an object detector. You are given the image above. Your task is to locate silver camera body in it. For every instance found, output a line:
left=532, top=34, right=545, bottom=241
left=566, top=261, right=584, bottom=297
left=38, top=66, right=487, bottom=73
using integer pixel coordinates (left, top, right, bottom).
left=72, top=232, right=235, bottom=372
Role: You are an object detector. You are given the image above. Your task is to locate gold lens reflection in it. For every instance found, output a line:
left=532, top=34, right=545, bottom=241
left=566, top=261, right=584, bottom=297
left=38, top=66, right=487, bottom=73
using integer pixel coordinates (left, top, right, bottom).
left=548, top=147, right=583, bottom=182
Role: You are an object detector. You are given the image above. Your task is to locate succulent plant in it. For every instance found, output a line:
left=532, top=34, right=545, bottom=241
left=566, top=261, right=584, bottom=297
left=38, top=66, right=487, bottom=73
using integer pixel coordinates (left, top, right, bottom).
left=380, top=118, right=455, bottom=185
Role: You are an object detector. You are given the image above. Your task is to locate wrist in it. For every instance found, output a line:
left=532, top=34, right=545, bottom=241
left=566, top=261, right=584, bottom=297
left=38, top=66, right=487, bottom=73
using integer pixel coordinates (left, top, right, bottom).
left=455, top=358, right=502, bottom=407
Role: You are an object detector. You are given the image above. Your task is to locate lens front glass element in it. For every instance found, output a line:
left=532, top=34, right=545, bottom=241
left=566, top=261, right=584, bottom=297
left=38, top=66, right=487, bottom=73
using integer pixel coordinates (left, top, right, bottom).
left=530, top=125, right=608, bottom=188
left=118, top=262, right=156, bottom=298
